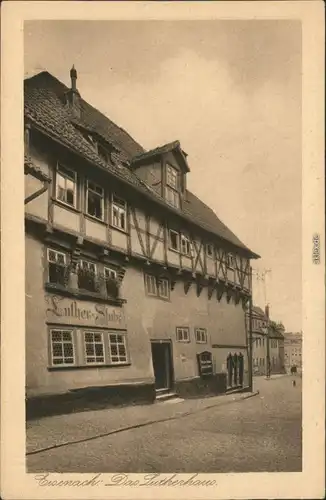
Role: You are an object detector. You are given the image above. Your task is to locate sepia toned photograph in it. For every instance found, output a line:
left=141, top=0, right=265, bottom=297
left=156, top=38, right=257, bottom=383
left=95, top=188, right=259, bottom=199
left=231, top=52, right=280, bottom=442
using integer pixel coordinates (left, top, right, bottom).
left=0, top=2, right=324, bottom=499
left=23, top=19, right=303, bottom=474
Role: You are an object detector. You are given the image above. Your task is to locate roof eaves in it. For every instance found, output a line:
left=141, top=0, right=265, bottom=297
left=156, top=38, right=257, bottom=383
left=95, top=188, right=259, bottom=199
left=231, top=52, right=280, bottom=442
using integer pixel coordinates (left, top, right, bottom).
left=24, top=156, right=51, bottom=183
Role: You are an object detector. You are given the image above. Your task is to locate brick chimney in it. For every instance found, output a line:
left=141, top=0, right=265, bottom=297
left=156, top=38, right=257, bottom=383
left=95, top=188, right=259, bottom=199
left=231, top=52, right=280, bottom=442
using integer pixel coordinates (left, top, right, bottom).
left=265, top=304, right=270, bottom=320
left=66, top=65, right=81, bottom=118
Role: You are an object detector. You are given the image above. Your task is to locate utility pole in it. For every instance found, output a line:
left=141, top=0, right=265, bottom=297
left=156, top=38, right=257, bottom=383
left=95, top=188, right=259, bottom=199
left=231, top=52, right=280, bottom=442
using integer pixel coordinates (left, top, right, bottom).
left=252, top=268, right=272, bottom=379
left=248, top=266, right=253, bottom=392
left=265, top=304, right=271, bottom=379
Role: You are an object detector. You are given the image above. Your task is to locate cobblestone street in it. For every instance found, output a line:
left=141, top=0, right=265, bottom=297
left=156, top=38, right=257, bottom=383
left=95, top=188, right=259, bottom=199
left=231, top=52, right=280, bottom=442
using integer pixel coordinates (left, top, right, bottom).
left=27, top=375, right=301, bottom=473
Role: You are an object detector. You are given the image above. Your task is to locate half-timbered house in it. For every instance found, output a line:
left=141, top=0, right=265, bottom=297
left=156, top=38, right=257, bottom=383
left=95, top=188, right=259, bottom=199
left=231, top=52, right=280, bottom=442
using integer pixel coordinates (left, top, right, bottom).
left=24, top=67, right=259, bottom=418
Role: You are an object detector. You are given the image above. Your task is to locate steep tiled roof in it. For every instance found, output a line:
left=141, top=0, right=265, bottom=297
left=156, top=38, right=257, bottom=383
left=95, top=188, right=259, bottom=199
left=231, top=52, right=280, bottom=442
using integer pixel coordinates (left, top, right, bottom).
left=270, top=329, right=285, bottom=339
left=24, top=71, right=258, bottom=258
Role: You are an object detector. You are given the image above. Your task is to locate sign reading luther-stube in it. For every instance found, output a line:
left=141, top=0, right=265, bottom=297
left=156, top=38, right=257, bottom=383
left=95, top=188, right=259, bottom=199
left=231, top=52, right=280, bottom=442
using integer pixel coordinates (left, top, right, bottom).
left=46, top=295, right=125, bottom=329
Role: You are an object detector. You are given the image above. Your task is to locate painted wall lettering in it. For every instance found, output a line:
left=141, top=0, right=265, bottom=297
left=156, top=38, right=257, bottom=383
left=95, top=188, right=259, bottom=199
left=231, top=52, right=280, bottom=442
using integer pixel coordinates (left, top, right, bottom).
left=45, top=295, right=125, bottom=328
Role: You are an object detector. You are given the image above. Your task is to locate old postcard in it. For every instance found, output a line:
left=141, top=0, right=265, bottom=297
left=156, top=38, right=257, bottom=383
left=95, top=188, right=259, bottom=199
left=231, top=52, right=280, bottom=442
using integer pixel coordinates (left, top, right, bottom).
left=1, top=1, right=325, bottom=499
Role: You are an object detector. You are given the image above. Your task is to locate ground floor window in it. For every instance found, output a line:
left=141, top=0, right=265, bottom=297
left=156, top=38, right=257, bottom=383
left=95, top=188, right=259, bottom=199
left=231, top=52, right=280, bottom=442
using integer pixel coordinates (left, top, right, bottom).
left=49, top=327, right=128, bottom=368
left=84, top=331, right=105, bottom=364
left=50, top=329, right=75, bottom=366
left=109, top=333, right=127, bottom=364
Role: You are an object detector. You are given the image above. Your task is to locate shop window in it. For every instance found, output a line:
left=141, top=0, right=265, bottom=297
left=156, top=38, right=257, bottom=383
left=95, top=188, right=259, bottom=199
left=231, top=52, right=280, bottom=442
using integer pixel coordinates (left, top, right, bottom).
left=50, top=329, right=75, bottom=366
left=112, top=195, right=126, bottom=231
left=109, top=333, right=127, bottom=364
left=86, top=180, right=104, bottom=220
left=176, top=327, right=190, bottom=342
left=195, top=328, right=207, bottom=344
left=56, top=164, right=77, bottom=208
left=84, top=331, right=105, bottom=364
left=78, top=260, right=98, bottom=292
left=47, top=248, right=67, bottom=286
left=49, top=329, right=129, bottom=369
left=169, top=230, right=180, bottom=251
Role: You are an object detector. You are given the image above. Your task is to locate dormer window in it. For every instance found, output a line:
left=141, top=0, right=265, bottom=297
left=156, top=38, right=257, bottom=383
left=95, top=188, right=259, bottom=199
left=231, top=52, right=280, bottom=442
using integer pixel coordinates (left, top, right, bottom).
left=167, top=164, right=178, bottom=190
left=165, top=164, right=180, bottom=209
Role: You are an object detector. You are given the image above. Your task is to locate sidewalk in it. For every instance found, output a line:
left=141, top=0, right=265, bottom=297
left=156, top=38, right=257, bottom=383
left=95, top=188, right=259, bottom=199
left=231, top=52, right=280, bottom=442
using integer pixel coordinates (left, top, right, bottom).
left=26, top=389, right=259, bottom=456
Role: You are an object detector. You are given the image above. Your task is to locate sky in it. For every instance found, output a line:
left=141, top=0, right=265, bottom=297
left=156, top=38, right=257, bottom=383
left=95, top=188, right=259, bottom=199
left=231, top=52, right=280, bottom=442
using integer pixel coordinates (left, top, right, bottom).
left=24, top=20, right=302, bottom=332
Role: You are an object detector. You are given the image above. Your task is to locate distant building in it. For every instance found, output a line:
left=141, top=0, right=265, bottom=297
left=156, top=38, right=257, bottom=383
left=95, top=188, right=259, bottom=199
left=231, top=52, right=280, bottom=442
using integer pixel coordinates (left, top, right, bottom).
left=284, top=332, right=302, bottom=373
left=247, top=305, right=285, bottom=376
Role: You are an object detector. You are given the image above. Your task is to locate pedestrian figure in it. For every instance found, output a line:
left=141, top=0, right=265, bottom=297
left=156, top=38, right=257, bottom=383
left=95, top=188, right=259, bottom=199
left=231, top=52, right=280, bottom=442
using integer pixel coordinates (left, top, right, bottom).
left=291, top=365, right=297, bottom=387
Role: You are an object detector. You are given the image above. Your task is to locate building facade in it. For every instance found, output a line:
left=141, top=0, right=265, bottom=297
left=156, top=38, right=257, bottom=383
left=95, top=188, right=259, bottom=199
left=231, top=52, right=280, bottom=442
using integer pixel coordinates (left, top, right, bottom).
left=247, top=306, right=285, bottom=376
left=24, top=68, right=258, bottom=418
left=284, top=332, right=302, bottom=373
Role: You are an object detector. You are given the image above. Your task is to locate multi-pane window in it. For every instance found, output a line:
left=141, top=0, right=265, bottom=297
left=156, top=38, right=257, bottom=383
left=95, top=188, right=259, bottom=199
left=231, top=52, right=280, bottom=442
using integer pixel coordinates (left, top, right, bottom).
left=47, top=248, right=67, bottom=286
left=104, top=267, right=117, bottom=280
left=112, top=195, right=126, bottom=231
left=78, top=260, right=97, bottom=292
left=144, top=274, right=170, bottom=299
left=195, top=328, right=207, bottom=344
left=180, top=234, right=191, bottom=256
left=166, top=164, right=179, bottom=190
left=165, top=186, right=180, bottom=209
left=84, top=332, right=105, bottom=364
left=109, top=334, right=127, bottom=364
left=226, top=253, right=236, bottom=269
left=56, top=164, right=76, bottom=207
left=86, top=180, right=104, bottom=220
left=176, top=327, right=190, bottom=342
left=50, top=330, right=75, bottom=366
left=165, top=164, right=180, bottom=209
left=104, top=267, right=118, bottom=296
left=206, top=243, right=214, bottom=258
left=144, top=274, right=157, bottom=296
left=169, top=230, right=180, bottom=251
left=158, top=278, right=169, bottom=299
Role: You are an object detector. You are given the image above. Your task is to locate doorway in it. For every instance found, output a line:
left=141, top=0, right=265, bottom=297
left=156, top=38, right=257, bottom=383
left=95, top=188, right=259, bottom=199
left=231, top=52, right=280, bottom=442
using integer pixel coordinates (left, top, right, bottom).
left=151, top=341, right=173, bottom=391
